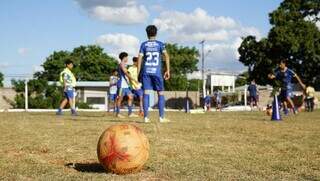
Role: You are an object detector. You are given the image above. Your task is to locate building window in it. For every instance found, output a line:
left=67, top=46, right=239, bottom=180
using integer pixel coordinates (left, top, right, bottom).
left=86, top=97, right=105, bottom=104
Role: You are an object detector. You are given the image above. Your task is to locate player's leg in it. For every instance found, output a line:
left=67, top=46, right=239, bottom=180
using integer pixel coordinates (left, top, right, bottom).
left=136, top=89, right=144, bottom=116
left=311, top=98, right=314, bottom=112
left=66, top=89, right=77, bottom=115
left=153, top=76, right=169, bottom=123
left=57, top=98, right=68, bottom=115
left=115, top=88, right=125, bottom=118
left=126, top=90, right=138, bottom=117
left=142, top=75, right=153, bottom=122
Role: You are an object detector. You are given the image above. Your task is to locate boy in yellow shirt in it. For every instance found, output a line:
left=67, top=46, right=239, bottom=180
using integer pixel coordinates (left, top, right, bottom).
left=56, top=59, right=77, bottom=116
left=128, top=57, right=144, bottom=116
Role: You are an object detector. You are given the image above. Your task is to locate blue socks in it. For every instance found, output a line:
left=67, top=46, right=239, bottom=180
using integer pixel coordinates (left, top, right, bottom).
left=128, top=105, right=132, bottom=115
left=143, top=94, right=150, bottom=118
left=159, top=95, right=165, bottom=118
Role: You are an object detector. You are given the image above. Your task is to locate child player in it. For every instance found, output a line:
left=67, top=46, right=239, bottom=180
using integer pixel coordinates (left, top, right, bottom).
left=268, top=59, right=305, bottom=115
left=128, top=57, right=144, bottom=117
left=108, top=69, right=118, bottom=113
left=56, top=59, right=77, bottom=116
left=116, top=52, right=139, bottom=118
left=137, top=25, right=171, bottom=123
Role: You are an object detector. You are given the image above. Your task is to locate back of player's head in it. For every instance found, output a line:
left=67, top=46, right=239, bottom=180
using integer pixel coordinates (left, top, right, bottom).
left=132, top=57, right=138, bottom=62
left=119, top=52, right=128, bottom=60
left=111, top=69, right=117, bottom=74
left=146, top=25, right=157, bottom=38
left=65, top=58, right=73, bottom=66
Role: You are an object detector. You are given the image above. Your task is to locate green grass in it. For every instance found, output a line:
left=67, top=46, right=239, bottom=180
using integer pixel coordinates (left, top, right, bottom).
left=0, top=111, right=320, bottom=180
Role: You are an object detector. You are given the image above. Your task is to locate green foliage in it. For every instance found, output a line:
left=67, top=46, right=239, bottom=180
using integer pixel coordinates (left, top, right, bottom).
left=165, top=44, right=199, bottom=90
left=238, top=0, right=320, bottom=89
left=188, top=79, right=201, bottom=91
left=35, top=45, right=118, bottom=81
left=235, top=71, right=249, bottom=87
left=0, top=72, right=3, bottom=87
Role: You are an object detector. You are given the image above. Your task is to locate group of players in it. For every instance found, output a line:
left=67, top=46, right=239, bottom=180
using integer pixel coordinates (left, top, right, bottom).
left=56, top=25, right=314, bottom=120
left=57, top=25, right=171, bottom=123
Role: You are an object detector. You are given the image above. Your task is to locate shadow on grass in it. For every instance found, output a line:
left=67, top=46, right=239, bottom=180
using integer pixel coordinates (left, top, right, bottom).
left=65, top=162, right=107, bottom=173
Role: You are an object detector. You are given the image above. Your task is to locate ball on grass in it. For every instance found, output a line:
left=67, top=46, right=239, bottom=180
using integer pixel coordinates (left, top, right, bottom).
left=97, top=124, right=149, bottom=174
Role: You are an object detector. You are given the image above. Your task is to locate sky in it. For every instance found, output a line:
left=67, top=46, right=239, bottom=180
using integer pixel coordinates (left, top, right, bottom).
left=0, top=0, right=283, bottom=86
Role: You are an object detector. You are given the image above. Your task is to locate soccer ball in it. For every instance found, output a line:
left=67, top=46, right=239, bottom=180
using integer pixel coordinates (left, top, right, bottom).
left=97, top=124, right=150, bottom=174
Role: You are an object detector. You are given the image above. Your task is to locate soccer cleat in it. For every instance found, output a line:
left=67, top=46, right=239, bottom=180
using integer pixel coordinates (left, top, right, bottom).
left=116, top=114, right=125, bottom=119
left=293, top=108, right=298, bottom=115
left=144, top=117, right=150, bottom=123
left=159, top=117, right=171, bottom=123
left=128, top=113, right=139, bottom=118
left=56, top=111, right=63, bottom=116
left=284, top=109, right=289, bottom=116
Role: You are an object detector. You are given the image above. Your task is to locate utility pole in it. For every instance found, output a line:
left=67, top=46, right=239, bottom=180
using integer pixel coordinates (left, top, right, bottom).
left=200, top=40, right=206, bottom=97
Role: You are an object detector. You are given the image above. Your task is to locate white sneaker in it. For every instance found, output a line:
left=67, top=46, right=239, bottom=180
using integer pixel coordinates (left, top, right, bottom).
left=144, top=117, right=150, bottom=123
left=159, top=117, right=171, bottom=123
left=128, top=113, right=139, bottom=118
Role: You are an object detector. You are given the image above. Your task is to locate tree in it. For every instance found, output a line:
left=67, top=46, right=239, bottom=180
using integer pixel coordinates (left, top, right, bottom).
left=35, top=45, right=118, bottom=81
left=238, top=0, right=320, bottom=89
left=165, top=44, right=199, bottom=91
left=0, top=72, right=3, bottom=87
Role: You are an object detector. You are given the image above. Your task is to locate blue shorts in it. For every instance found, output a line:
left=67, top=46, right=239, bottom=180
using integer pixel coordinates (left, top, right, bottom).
left=279, top=89, right=293, bottom=102
left=132, top=89, right=143, bottom=98
left=109, top=94, right=117, bottom=102
left=64, top=89, right=74, bottom=100
left=142, top=74, right=164, bottom=91
left=117, top=88, right=132, bottom=97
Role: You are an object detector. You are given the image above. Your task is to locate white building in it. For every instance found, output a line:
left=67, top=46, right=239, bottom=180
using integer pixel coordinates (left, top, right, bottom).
left=206, top=72, right=236, bottom=93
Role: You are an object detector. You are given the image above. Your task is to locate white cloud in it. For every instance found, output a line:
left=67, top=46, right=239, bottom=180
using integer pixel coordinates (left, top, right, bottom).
left=17, top=48, right=29, bottom=56
left=96, top=33, right=140, bottom=58
left=91, top=5, right=149, bottom=25
left=153, top=8, right=260, bottom=43
left=153, top=8, right=261, bottom=72
left=75, top=0, right=149, bottom=25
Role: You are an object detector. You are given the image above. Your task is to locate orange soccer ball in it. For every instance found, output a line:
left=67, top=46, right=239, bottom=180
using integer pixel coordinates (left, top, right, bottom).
left=97, top=124, right=150, bottom=174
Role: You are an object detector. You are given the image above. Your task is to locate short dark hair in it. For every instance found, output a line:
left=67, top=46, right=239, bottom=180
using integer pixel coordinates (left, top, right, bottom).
left=111, top=69, right=117, bottom=73
left=146, top=25, right=157, bottom=38
left=132, top=57, right=138, bottom=62
left=280, top=58, right=287, bottom=65
left=119, top=52, right=128, bottom=60
left=65, top=59, right=73, bottom=66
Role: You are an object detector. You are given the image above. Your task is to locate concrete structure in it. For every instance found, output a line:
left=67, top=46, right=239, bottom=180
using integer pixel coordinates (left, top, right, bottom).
left=206, top=72, right=236, bottom=93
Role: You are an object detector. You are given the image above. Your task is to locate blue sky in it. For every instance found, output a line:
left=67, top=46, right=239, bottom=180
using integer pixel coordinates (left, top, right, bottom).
left=0, top=0, right=282, bottom=85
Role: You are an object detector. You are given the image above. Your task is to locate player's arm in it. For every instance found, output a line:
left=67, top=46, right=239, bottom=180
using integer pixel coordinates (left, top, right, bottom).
left=294, top=74, right=306, bottom=90
left=137, top=54, right=143, bottom=77
left=63, top=73, right=68, bottom=91
left=120, top=64, right=138, bottom=84
left=163, top=51, right=170, bottom=80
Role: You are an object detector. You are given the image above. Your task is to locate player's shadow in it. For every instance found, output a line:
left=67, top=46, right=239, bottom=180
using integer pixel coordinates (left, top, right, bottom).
left=65, top=162, right=107, bottom=173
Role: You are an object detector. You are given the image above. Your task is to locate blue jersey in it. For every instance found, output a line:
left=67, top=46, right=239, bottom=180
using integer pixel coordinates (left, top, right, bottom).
left=139, top=40, right=166, bottom=77
left=247, top=84, right=257, bottom=97
left=275, top=68, right=296, bottom=90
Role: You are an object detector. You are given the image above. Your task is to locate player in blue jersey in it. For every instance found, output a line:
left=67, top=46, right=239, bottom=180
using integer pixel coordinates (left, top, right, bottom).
left=137, top=25, right=171, bottom=123
left=268, top=59, right=305, bottom=115
left=247, top=79, right=259, bottom=111
left=116, top=52, right=139, bottom=118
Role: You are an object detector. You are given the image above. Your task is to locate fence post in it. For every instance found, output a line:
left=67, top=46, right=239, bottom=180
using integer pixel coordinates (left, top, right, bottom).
left=244, top=84, right=247, bottom=110
left=25, top=78, right=28, bottom=112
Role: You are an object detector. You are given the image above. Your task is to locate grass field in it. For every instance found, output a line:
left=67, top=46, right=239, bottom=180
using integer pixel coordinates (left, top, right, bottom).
left=0, top=110, right=320, bottom=180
